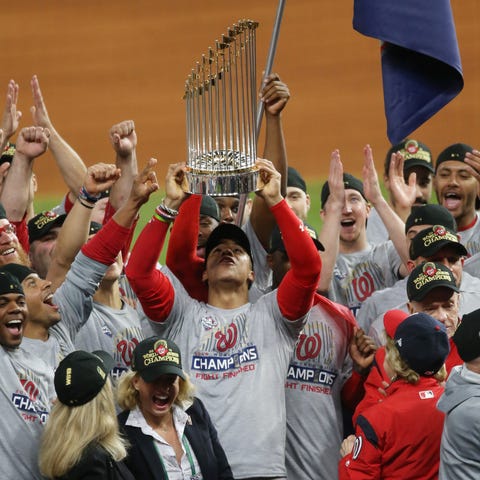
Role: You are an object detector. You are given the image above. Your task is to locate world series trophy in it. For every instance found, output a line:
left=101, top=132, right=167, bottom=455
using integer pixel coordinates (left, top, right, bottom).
left=184, top=20, right=260, bottom=196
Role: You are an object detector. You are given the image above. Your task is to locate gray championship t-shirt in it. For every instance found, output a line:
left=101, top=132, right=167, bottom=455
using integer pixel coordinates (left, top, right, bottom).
left=149, top=282, right=306, bottom=479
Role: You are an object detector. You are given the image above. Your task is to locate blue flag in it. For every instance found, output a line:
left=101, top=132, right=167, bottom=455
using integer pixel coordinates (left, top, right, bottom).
left=353, top=0, right=463, bottom=144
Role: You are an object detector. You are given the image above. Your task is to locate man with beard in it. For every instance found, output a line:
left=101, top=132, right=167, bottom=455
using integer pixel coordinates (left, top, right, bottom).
left=434, top=142, right=480, bottom=255
left=366, top=138, right=434, bottom=244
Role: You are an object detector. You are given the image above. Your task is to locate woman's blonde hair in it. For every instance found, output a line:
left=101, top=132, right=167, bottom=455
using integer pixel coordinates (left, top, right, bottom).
left=117, top=370, right=195, bottom=411
left=39, top=378, right=128, bottom=478
left=385, top=337, right=447, bottom=384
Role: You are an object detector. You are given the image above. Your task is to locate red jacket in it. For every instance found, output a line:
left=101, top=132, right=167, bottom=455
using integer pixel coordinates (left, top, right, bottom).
left=339, top=376, right=445, bottom=479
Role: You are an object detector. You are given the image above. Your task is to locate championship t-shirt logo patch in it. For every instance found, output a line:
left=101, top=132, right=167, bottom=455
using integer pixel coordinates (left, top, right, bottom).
left=201, top=315, right=218, bottom=330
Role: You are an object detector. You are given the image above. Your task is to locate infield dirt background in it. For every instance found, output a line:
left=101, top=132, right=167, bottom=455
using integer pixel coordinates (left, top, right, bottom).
left=3, top=1, right=479, bottom=196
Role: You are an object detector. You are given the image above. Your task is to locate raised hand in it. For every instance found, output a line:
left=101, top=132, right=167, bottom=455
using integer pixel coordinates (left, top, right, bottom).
left=83, top=163, right=122, bottom=197
left=15, top=126, right=50, bottom=159
left=1, top=80, right=22, bottom=140
left=387, top=151, right=417, bottom=210
left=254, top=157, right=282, bottom=207
left=129, top=158, right=159, bottom=208
left=362, top=144, right=384, bottom=206
left=259, top=73, right=290, bottom=117
left=163, top=162, right=189, bottom=210
left=109, top=120, right=137, bottom=158
left=30, top=75, right=53, bottom=130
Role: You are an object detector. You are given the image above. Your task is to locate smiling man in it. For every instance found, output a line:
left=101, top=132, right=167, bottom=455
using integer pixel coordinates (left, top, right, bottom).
left=434, top=143, right=480, bottom=255
left=0, top=270, right=55, bottom=479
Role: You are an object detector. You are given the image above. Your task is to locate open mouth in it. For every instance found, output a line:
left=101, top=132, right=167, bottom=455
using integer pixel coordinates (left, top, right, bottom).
left=1, top=247, right=15, bottom=256
left=340, top=219, right=355, bottom=227
left=443, top=192, right=462, bottom=209
left=5, top=319, right=22, bottom=334
left=153, top=394, right=169, bottom=407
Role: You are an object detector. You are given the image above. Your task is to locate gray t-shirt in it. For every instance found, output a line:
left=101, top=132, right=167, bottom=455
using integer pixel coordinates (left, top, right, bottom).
left=457, top=212, right=480, bottom=256
left=0, top=346, right=55, bottom=479
left=149, top=281, right=306, bottom=479
left=285, top=297, right=354, bottom=480
left=329, top=241, right=402, bottom=317
left=21, top=252, right=107, bottom=369
left=74, top=298, right=145, bottom=382
left=365, top=207, right=389, bottom=245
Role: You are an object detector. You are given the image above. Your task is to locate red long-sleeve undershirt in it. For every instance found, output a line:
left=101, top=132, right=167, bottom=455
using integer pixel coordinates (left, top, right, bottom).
left=126, top=199, right=321, bottom=322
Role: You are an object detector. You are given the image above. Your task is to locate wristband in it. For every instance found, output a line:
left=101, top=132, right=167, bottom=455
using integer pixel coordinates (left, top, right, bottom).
left=79, top=186, right=102, bottom=204
left=159, top=201, right=179, bottom=217
left=78, top=198, right=94, bottom=209
left=154, top=207, right=175, bottom=223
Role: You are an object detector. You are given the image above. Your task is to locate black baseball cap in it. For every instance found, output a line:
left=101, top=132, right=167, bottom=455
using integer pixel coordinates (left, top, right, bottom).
left=436, top=143, right=474, bottom=171
left=407, top=262, right=459, bottom=302
left=321, top=173, right=365, bottom=208
left=287, top=167, right=307, bottom=193
left=385, top=139, right=434, bottom=175
left=200, top=196, right=220, bottom=222
left=205, top=223, right=253, bottom=266
left=269, top=223, right=324, bottom=253
left=28, top=211, right=66, bottom=244
left=54, top=350, right=114, bottom=406
left=0, top=270, right=24, bottom=296
left=132, top=336, right=185, bottom=382
left=453, top=308, right=480, bottom=362
left=409, top=225, right=468, bottom=260
left=405, top=204, right=457, bottom=234
left=0, top=264, right=36, bottom=283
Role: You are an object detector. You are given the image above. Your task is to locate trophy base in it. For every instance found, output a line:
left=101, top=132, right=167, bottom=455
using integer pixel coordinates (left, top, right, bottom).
left=185, top=168, right=259, bottom=196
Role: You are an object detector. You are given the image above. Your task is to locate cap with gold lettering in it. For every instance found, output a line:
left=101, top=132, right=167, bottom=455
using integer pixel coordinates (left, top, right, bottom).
left=409, top=225, right=468, bottom=260
left=407, top=262, right=459, bottom=302
left=54, top=350, right=114, bottom=406
left=132, top=336, right=186, bottom=382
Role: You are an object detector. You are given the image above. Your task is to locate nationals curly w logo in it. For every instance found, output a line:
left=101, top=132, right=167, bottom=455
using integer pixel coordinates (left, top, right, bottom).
left=352, top=272, right=374, bottom=301
left=215, top=323, right=238, bottom=352
left=296, top=333, right=322, bottom=360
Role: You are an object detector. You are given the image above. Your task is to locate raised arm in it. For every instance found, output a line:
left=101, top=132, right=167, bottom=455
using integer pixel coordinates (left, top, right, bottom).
left=1, top=126, right=50, bottom=221
left=362, top=145, right=408, bottom=274
left=106, top=119, right=138, bottom=212
left=30, top=75, right=87, bottom=200
left=317, top=150, right=344, bottom=294
left=0, top=79, right=22, bottom=153
left=255, top=158, right=321, bottom=320
left=249, top=73, right=289, bottom=249
left=47, top=163, right=121, bottom=291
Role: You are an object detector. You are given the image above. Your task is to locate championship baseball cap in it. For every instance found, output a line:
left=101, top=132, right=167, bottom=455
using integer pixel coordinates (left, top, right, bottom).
left=204, top=223, right=253, bottom=265
left=287, top=167, right=307, bottom=193
left=453, top=308, right=480, bottom=362
left=200, top=196, right=220, bottom=222
left=28, top=211, right=66, bottom=244
left=0, top=270, right=24, bottom=296
left=384, top=139, right=434, bottom=175
left=394, top=312, right=450, bottom=376
left=321, top=173, right=365, bottom=208
left=54, top=350, right=114, bottom=407
left=0, top=142, right=15, bottom=164
left=407, top=262, right=459, bottom=302
left=0, top=264, right=36, bottom=283
left=269, top=222, right=324, bottom=253
left=132, top=336, right=185, bottom=382
left=435, top=143, right=473, bottom=171
left=405, top=204, right=457, bottom=234
left=409, top=225, right=468, bottom=260
left=383, top=309, right=409, bottom=338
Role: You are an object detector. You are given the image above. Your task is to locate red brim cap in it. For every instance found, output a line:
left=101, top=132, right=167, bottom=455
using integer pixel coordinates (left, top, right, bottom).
left=384, top=309, right=409, bottom=338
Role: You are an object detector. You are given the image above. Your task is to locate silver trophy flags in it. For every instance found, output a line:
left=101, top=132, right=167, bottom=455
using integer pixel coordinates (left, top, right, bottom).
left=184, top=20, right=259, bottom=196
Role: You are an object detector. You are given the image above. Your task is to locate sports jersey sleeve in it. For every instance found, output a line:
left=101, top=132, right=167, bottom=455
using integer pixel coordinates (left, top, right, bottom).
left=273, top=200, right=322, bottom=320
left=125, top=216, right=175, bottom=322
left=12, top=215, right=28, bottom=253
left=166, top=194, right=208, bottom=302
left=339, top=415, right=382, bottom=479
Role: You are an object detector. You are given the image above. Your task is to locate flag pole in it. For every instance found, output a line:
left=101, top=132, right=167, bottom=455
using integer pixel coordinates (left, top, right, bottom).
left=235, top=0, right=286, bottom=226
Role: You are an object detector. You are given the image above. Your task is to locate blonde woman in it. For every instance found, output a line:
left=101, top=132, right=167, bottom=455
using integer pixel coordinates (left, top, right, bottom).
left=39, top=350, right=134, bottom=480
left=117, top=336, right=233, bottom=480
left=339, top=312, right=450, bottom=479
